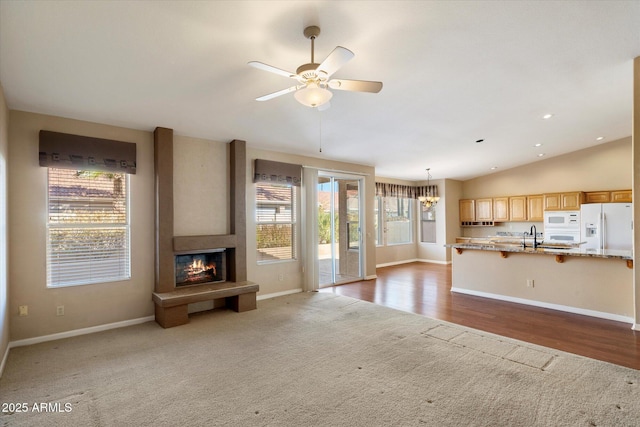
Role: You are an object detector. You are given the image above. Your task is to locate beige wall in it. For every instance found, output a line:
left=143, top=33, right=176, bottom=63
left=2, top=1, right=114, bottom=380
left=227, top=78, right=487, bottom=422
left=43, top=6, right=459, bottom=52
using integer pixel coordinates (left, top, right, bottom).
left=173, top=135, right=229, bottom=236
left=462, top=137, right=632, bottom=198
left=0, top=84, right=9, bottom=370
left=442, top=179, right=463, bottom=263
left=8, top=111, right=155, bottom=341
left=451, top=250, right=634, bottom=321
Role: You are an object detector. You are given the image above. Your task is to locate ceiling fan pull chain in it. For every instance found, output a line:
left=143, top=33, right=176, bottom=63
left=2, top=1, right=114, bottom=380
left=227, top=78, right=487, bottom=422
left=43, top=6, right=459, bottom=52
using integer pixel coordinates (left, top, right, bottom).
left=319, top=109, right=322, bottom=153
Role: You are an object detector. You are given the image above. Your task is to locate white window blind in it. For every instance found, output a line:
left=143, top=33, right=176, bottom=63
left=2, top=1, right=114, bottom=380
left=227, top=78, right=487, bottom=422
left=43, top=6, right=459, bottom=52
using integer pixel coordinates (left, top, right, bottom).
left=256, top=183, right=296, bottom=262
left=47, top=168, right=130, bottom=287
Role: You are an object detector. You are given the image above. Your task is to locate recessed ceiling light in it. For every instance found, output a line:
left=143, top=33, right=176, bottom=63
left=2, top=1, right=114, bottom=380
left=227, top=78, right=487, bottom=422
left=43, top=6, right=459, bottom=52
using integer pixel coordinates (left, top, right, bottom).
left=490, top=166, right=498, bottom=170
left=596, top=136, right=604, bottom=141
left=542, top=114, right=554, bottom=120
left=534, top=143, right=543, bottom=147
left=538, top=153, right=546, bottom=157
left=475, top=139, right=484, bottom=143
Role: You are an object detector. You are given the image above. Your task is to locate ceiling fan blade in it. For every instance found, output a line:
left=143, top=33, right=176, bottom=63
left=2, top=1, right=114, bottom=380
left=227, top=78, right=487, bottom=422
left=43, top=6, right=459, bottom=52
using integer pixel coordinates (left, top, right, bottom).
left=248, top=61, right=297, bottom=79
left=255, top=85, right=301, bottom=101
left=328, top=79, right=383, bottom=93
left=317, top=46, right=354, bottom=77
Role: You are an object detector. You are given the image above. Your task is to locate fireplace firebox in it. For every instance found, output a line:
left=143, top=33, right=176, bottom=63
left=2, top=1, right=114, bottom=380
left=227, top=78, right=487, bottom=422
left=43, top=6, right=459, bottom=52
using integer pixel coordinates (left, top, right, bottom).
left=175, top=250, right=226, bottom=287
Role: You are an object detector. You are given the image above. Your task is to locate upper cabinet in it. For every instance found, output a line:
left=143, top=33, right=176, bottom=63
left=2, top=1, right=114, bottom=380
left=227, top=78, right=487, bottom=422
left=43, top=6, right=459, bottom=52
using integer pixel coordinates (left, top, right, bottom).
left=493, top=197, right=509, bottom=222
left=475, top=198, right=493, bottom=221
left=544, top=192, right=584, bottom=211
left=584, top=191, right=610, bottom=203
left=459, top=199, right=476, bottom=222
left=584, top=190, right=632, bottom=204
left=459, top=198, right=495, bottom=226
left=508, top=196, right=527, bottom=221
left=527, top=195, right=544, bottom=221
left=611, top=190, right=632, bottom=203
left=460, top=189, right=630, bottom=226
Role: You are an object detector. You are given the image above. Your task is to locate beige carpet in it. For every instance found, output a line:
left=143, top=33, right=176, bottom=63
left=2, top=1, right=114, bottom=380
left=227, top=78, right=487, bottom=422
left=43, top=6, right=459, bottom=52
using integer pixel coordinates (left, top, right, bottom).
left=1, top=292, right=639, bottom=426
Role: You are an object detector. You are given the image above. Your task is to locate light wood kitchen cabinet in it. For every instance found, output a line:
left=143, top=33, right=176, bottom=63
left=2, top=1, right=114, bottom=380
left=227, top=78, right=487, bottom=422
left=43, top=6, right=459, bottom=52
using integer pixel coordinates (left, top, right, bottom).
left=527, top=195, right=544, bottom=221
left=475, top=198, right=493, bottom=221
left=584, top=191, right=611, bottom=203
left=509, top=196, right=527, bottom=221
left=544, top=192, right=584, bottom=210
left=611, top=190, right=632, bottom=203
left=459, top=199, right=476, bottom=222
left=493, top=197, right=509, bottom=222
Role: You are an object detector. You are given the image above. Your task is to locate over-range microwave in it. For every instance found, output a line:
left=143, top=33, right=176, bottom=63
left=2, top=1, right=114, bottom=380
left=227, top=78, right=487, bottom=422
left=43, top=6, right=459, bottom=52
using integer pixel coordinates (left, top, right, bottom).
left=544, top=211, right=580, bottom=230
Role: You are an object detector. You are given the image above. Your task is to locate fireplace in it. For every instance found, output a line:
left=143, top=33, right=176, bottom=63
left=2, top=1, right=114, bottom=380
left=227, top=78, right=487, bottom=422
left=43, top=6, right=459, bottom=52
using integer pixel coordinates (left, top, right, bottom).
left=175, top=250, right=226, bottom=287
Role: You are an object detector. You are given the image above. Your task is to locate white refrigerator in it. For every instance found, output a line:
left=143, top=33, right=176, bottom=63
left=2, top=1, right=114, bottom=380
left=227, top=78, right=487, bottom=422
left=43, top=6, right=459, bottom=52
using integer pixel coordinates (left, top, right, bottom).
left=580, top=203, right=633, bottom=250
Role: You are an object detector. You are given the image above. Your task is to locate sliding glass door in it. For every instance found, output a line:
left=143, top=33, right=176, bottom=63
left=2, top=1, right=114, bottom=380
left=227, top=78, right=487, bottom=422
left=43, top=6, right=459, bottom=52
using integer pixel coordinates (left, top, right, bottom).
left=317, top=173, right=363, bottom=287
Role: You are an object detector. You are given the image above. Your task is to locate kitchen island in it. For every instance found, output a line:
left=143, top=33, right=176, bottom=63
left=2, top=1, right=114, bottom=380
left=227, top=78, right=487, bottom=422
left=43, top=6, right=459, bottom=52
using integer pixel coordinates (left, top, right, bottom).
left=446, top=239, right=633, bottom=324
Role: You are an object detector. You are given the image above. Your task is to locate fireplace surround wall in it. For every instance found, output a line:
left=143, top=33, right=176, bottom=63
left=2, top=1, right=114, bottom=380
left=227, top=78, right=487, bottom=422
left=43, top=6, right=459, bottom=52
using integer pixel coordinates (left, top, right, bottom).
left=152, top=127, right=258, bottom=327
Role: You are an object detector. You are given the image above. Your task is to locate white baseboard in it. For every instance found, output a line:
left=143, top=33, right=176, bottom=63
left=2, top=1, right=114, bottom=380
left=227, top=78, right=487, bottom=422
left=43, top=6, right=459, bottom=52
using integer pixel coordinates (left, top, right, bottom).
left=9, top=315, right=155, bottom=349
left=257, top=288, right=303, bottom=301
left=417, top=258, right=451, bottom=265
left=376, top=259, right=420, bottom=268
left=364, top=275, right=377, bottom=280
left=377, top=258, right=450, bottom=268
left=451, top=287, right=635, bottom=324
left=0, top=343, right=9, bottom=379
left=632, top=323, right=640, bottom=331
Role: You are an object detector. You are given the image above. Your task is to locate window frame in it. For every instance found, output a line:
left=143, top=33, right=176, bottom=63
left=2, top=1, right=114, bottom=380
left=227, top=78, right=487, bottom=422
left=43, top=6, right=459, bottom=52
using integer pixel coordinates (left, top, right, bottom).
left=375, top=195, right=414, bottom=247
left=46, top=168, right=131, bottom=288
left=420, top=206, right=437, bottom=244
left=255, top=182, right=297, bottom=264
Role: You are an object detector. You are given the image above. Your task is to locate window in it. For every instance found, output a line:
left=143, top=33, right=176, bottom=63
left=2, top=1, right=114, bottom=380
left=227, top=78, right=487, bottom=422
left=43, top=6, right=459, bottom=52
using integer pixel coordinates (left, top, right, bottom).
left=374, top=196, right=382, bottom=245
left=47, top=168, right=130, bottom=287
left=375, top=195, right=413, bottom=246
left=420, top=208, right=437, bottom=243
left=256, top=183, right=296, bottom=262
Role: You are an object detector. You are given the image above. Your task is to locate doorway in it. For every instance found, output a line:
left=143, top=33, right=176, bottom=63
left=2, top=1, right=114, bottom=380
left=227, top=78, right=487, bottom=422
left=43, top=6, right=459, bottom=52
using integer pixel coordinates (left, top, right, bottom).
left=317, top=173, right=363, bottom=287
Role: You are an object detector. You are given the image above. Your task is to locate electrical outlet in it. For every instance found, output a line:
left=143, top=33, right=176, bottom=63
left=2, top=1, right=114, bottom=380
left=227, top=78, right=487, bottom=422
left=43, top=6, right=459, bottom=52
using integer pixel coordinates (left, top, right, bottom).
left=19, top=305, right=28, bottom=316
left=56, top=305, right=65, bottom=316
left=526, top=279, right=534, bottom=288
left=278, top=273, right=284, bottom=282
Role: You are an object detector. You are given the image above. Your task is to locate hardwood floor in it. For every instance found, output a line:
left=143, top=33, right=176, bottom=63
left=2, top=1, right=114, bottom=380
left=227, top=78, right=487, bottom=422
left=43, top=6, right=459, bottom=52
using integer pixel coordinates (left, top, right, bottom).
left=318, top=262, right=640, bottom=370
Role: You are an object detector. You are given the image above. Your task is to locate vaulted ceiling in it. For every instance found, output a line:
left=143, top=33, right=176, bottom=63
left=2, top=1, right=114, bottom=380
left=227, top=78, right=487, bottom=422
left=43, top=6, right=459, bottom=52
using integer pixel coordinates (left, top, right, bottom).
left=1, top=1, right=639, bottom=180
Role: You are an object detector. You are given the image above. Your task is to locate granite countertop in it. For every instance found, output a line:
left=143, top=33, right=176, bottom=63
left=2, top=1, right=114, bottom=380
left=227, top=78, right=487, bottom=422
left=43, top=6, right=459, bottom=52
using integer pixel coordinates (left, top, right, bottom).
left=446, top=242, right=632, bottom=260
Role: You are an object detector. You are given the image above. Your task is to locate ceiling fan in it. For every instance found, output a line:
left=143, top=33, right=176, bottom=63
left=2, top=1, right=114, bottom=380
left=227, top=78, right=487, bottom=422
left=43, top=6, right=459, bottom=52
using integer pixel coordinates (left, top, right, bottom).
left=248, top=26, right=383, bottom=109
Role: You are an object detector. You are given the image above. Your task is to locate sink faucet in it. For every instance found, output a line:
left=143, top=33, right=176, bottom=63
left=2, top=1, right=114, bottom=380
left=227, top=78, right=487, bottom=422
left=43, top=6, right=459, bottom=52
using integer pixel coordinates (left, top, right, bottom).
left=530, top=225, right=538, bottom=248
left=523, top=225, right=539, bottom=248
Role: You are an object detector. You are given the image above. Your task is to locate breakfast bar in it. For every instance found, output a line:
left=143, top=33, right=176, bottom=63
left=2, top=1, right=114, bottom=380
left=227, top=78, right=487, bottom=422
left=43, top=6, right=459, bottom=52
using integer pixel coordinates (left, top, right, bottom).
left=446, top=239, right=634, bottom=324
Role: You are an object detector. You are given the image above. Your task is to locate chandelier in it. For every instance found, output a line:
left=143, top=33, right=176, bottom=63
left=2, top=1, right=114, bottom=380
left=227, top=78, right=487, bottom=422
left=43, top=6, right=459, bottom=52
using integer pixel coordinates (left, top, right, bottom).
left=418, top=168, right=440, bottom=209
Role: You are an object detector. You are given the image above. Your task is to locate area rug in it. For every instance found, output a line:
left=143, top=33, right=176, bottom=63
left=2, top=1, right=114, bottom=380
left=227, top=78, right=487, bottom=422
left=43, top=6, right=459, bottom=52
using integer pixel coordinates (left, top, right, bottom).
left=1, top=292, right=638, bottom=426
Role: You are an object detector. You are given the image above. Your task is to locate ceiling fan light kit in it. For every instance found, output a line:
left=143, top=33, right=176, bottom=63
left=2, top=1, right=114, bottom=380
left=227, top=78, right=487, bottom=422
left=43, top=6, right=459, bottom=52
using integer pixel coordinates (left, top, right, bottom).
left=249, top=26, right=382, bottom=108
left=294, top=83, right=333, bottom=108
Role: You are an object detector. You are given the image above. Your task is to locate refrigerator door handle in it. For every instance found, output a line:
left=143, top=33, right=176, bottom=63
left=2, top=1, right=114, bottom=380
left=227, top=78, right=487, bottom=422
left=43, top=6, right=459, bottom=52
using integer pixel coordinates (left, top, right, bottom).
left=602, top=213, right=606, bottom=250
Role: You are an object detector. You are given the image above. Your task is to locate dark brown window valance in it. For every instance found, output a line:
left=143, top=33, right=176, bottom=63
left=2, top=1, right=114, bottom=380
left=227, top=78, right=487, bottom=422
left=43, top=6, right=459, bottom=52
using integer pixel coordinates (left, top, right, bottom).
left=39, top=130, right=137, bottom=174
left=375, top=182, right=438, bottom=199
left=253, top=159, right=302, bottom=187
